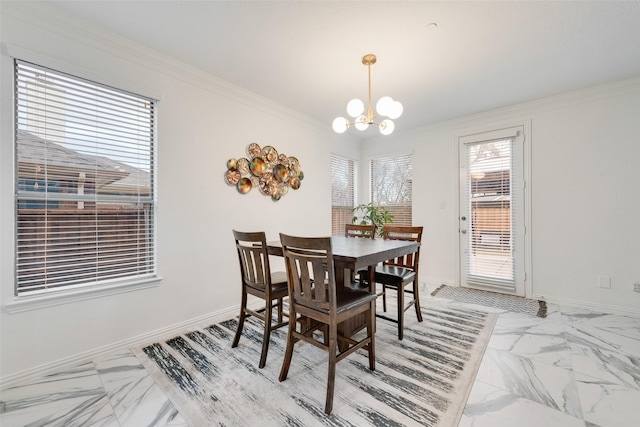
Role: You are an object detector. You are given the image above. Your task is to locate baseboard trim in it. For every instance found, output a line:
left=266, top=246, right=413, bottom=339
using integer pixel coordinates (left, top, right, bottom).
left=534, top=294, right=640, bottom=319
left=0, top=300, right=262, bottom=390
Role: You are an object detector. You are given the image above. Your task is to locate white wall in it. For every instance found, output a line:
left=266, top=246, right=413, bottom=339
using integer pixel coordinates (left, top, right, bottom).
left=2, top=1, right=639, bottom=385
left=0, top=2, right=359, bottom=382
left=362, top=77, right=640, bottom=317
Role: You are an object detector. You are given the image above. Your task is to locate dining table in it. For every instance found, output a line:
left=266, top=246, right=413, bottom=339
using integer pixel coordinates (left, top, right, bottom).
left=267, top=235, right=421, bottom=342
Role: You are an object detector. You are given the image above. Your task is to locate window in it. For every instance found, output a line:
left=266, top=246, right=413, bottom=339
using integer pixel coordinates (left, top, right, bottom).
left=331, top=154, right=356, bottom=235
left=371, top=153, right=412, bottom=225
left=14, top=60, right=157, bottom=297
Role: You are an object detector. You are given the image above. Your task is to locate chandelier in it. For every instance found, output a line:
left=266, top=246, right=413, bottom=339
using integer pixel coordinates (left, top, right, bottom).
left=332, top=54, right=403, bottom=136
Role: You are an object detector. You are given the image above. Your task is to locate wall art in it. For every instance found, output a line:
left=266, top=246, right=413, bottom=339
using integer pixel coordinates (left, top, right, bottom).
left=225, top=143, right=303, bottom=201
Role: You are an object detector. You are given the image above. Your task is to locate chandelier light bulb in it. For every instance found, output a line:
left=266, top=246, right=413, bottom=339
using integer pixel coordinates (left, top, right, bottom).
left=355, top=115, right=369, bottom=131
left=376, top=96, right=394, bottom=117
left=388, top=101, right=403, bottom=119
left=379, top=119, right=395, bottom=135
left=332, top=117, right=348, bottom=133
left=346, top=99, right=364, bottom=117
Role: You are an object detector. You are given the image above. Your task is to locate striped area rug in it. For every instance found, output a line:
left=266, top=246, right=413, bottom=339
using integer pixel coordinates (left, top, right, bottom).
left=132, top=300, right=496, bottom=427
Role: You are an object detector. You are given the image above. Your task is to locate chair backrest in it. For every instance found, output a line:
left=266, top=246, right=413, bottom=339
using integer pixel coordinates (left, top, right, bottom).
left=345, top=223, right=376, bottom=239
left=279, top=233, right=336, bottom=313
left=233, top=230, right=273, bottom=292
left=381, top=225, right=423, bottom=272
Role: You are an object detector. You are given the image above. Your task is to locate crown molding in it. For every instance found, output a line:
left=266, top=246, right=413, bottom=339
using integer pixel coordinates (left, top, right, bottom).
left=388, top=74, right=640, bottom=140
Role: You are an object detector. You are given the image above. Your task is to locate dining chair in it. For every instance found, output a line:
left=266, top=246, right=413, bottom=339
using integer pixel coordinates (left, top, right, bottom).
left=278, top=233, right=376, bottom=415
left=344, top=223, right=376, bottom=284
left=345, top=223, right=376, bottom=239
left=231, top=230, right=289, bottom=369
left=362, top=225, right=423, bottom=340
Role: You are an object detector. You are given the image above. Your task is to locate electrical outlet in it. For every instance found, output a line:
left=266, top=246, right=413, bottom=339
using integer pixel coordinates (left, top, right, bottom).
left=634, top=283, right=640, bottom=293
left=598, top=276, right=611, bottom=289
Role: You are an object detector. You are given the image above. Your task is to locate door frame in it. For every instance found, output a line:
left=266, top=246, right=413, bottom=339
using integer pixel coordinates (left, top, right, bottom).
left=455, top=119, right=532, bottom=298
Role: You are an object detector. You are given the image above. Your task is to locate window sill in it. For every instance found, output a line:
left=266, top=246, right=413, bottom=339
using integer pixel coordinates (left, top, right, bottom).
left=3, top=276, right=162, bottom=314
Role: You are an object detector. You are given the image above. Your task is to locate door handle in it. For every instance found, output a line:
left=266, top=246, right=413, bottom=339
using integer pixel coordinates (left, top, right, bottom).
left=460, top=229, right=467, bottom=234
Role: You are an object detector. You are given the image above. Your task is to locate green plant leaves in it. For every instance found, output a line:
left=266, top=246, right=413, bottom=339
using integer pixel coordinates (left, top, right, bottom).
left=352, top=203, right=394, bottom=237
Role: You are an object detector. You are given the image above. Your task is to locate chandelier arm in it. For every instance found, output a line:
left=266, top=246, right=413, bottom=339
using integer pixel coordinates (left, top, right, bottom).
left=344, top=118, right=385, bottom=126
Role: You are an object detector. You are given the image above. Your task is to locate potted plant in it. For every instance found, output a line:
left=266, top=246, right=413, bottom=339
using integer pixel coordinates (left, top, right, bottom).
left=352, top=203, right=394, bottom=237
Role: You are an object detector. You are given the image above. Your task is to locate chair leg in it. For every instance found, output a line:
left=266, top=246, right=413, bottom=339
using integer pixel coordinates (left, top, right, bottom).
left=397, top=283, right=404, bottom=340
left=368, top=301, right=376, bottom=371
left=382, top=284, right=387, bottom=312
left=325, top=323, right=338, bottom=415
left=232, top=290, right=248, bottom=348
left=323, top=324, right=329, bottom=346
left=277, top=297, right=284, bottom=323
left=259, top=299, right=273, bottom=369
left=413, top=280, right=423, bottom=322
left=278, top=314, right=296, bottom=382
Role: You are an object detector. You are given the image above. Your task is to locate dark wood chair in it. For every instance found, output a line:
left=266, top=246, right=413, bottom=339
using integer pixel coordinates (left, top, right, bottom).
left=362, top=225, right=423, bottom=340
left=278, top=233, right=376, bottom=415
left=345, top=223, right=376, bottom=239
left=345, top=223, right=376, bottom=283
left=232, top=230, right=289, bottom=368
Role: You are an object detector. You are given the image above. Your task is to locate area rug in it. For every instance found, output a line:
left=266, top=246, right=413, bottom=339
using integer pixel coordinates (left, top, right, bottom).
left=132, top=300, right=496, bottom=427
left=431, top=285, right=547, bottom=318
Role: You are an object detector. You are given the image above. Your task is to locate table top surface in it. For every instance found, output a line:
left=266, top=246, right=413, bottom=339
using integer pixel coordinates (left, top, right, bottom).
left=268, top=236, right=420, bottom=268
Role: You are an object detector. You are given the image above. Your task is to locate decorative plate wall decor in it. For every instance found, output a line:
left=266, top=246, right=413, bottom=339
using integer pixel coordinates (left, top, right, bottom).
left=225, top=143, right=303, bottom=201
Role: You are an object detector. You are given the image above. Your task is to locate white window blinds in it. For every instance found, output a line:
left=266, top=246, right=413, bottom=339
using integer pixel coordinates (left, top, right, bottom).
left=331, top=154, right=356, bottom=235
left=14, top=60, right=157, bottom=296
left=371, top=153, right=412, bottom=226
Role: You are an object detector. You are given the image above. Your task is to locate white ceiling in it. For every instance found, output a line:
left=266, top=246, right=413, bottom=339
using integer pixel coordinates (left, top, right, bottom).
left=45, top=1, right=640, bottom=137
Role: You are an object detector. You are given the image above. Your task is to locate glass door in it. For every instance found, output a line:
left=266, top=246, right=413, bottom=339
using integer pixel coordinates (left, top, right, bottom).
left=459, top=127, right=525, bottom=295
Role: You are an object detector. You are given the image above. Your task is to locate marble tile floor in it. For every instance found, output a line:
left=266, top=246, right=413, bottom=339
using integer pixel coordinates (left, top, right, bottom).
left=1, top=294, right=639, bottom=427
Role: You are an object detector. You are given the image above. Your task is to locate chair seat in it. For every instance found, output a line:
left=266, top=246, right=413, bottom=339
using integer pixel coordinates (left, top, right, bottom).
left=270, top=271, right=289, bottom=288
left=357, top=266, right=416, bottom=285
left=373, top=265, right=416, bottom=284
left=297, top=286, right=376, bottom=314
left=246, top=271, right=288, bottom=293
left=336, top=287, right=377, bottom=314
